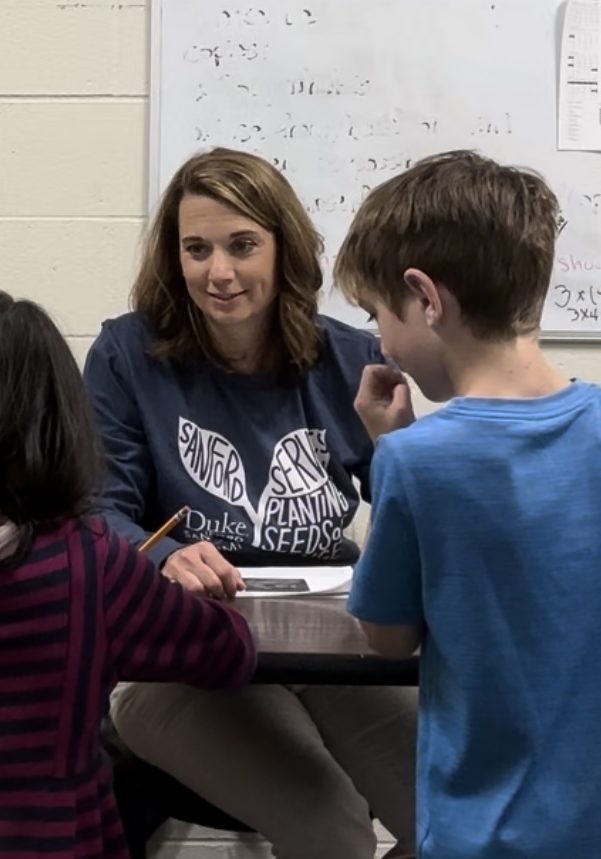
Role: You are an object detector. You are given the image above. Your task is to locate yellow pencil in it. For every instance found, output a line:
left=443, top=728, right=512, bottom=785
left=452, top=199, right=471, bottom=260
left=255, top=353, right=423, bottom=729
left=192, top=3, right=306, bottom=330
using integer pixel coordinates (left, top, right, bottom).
left=138, top=506, right=190, bottom=553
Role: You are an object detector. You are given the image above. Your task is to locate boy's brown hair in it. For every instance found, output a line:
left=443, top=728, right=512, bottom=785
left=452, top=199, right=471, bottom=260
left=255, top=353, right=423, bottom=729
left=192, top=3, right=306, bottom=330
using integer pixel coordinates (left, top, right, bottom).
left=334, top=150, right=558, bottom=340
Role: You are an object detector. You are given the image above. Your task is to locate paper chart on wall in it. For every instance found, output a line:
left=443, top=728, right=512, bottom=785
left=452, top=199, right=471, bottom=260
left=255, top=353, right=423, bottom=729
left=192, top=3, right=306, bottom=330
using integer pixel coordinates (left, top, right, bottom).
left=558, top=0, right=601, bottom=151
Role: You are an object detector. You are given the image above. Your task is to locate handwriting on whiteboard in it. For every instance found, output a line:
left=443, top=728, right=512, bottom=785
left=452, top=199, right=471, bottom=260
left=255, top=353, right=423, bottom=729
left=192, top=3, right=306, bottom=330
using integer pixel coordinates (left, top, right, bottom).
left=552, top=283, right=601, bottom=324
left=192, top=112, right=512, bottom=155
left=561, top=186, right=601, bottom=213
left=558, top=256, right=601, bottom=274
left=220, top=7, right=318, bottom=26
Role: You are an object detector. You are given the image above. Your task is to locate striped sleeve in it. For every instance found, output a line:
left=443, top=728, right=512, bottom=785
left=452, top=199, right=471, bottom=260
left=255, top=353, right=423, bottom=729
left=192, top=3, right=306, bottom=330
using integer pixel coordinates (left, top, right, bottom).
left=102, top=531, right=256, bottom=689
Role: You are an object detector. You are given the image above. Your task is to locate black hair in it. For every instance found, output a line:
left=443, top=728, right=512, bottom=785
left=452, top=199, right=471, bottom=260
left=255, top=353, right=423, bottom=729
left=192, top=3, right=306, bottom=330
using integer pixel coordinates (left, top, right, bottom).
left=0, top=292, right=102, bottom=564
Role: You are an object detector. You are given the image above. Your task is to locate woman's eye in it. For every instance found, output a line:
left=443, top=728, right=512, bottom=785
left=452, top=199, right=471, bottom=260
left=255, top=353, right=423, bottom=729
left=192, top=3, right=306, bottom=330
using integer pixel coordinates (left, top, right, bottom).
left=231, top=239, right=256, bottom=255
left=185, top=243, right=209, bottom=259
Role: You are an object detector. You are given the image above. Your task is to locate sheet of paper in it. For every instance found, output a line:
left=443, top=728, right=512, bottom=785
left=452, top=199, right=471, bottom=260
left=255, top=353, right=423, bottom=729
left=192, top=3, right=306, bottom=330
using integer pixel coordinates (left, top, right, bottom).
left=558, top=0, right=601, bottom=151
left=238, top=566, right=353, bottom=598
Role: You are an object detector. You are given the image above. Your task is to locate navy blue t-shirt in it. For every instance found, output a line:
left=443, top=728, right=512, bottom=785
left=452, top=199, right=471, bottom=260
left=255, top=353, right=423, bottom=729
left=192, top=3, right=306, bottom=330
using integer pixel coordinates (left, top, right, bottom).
left=84, top=312, right=380, bottom=567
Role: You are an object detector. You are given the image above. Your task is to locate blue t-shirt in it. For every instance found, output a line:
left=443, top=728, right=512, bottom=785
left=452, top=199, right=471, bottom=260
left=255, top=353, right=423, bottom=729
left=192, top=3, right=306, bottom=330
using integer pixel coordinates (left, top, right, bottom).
left=349, top=381, right=601, bottom=859
left=84, top=312, right=380, bottom=567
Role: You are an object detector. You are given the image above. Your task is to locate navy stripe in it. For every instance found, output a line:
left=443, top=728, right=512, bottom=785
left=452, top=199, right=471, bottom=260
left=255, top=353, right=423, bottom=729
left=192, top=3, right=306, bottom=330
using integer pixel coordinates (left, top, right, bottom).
left=120, top=570, right=169, bottom=668
left=104, top=554, right=139, bottom=635
left=203, top=630, right=240, bottom=687
left=153, top=585, right=188, bottom=676
left=0, top=716, right=57, bottom=737
left=0, top=766, right=100, bottom=791
left=153, top=586, right=200, bottom=676
left=103, top=533, right=137, bottom=607
left=0, top=806, right=75, bottom=822
left=0, top=596, right=68, bottom=624
left=24, top=538, right=67, bottom=565
left=0, top=686, right=60, bottom=707
left=2, top=626, right=66, bottom=651
left=0, top=836, right=75, bottom=851
left=103, top=528, right=121, bottom=579
left=77, top=795, right=101, bottom=814
left=68, top=527, right=101, bottom=773
left=0, top=659, right=63, bottom=678
left=0, top=745, right=53, bottom=764
left=76, top=824, right=103, bottom=841
left=0, top=567, right=68, bottom=598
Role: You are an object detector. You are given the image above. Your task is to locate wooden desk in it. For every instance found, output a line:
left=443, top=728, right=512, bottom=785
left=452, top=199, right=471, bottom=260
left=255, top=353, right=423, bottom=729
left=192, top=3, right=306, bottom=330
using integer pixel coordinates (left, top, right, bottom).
left=236, top=596, right=419, bottom=686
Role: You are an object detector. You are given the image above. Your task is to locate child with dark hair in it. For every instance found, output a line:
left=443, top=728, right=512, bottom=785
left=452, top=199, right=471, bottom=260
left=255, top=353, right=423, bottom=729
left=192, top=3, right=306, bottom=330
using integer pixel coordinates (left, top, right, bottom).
left=0, top=292, right=256, bottom=858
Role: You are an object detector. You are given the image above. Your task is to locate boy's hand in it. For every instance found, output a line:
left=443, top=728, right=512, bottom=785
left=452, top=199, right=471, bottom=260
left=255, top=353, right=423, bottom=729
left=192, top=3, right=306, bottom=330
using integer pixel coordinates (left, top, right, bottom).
left=354, top=364, right=415, bottom=440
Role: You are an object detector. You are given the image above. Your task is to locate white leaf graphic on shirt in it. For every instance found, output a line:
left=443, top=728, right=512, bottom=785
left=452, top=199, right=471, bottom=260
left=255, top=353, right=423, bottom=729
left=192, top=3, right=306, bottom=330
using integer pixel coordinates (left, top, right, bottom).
left=254, top=429, right=330, bottom=546
left=178, top=418, right=260, bottom=530
left=178, top=420, right=339, bottom=550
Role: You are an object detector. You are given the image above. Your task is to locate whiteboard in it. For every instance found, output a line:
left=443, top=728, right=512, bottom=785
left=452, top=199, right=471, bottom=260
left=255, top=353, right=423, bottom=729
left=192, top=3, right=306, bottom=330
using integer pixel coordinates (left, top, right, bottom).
left=150, top=0, right=601, bottom=339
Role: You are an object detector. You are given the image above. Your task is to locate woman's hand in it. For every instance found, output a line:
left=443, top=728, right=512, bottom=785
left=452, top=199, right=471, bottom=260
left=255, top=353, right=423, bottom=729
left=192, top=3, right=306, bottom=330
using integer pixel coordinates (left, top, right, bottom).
left=162, top=541, right=246, bottom=599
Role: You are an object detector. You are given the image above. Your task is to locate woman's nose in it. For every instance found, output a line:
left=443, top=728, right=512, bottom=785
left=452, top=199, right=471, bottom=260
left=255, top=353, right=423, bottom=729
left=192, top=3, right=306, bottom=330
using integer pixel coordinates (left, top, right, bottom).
left=208, top=250, right=234, bottom=283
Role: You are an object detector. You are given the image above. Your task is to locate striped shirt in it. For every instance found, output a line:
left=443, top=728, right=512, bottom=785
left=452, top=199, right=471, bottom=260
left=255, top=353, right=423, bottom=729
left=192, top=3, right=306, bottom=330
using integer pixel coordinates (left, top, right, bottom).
left=0, top=518, right=256, bottom=858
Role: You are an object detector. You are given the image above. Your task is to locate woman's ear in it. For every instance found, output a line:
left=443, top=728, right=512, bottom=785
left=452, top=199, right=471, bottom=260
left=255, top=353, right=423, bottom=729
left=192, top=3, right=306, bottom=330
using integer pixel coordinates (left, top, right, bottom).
left=403, top=268, right=443, bottom=327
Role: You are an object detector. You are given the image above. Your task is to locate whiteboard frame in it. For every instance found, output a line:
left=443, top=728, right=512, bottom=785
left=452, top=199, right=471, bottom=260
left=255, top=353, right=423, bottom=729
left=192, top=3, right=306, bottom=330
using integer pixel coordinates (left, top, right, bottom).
left=149, top=0, right=164, bottom=214
left=148, top=0, right=600, bottom=342
left=541, top=330, right=601, bottom=342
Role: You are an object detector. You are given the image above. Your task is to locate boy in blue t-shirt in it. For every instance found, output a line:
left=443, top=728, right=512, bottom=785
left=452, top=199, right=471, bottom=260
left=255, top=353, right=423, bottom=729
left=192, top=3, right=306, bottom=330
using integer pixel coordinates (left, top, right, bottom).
left=334, top=150, right=601, bottom=858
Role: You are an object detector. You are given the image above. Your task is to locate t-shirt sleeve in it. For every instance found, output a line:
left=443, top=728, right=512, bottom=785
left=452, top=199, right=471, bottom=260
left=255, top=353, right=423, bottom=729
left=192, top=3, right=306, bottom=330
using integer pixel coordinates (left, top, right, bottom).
left=352, top=336, right=386, bottom=503
left=83, top=323, right=182, bottom=567
left=347, top=434, right=424, bottom=625
left=102, top=530, right=257, bottom=688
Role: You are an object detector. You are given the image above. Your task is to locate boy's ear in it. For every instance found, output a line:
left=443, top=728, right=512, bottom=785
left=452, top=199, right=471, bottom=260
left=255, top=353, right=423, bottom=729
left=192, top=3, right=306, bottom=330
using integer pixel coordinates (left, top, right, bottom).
left=403, top=268, right=443, bottom=327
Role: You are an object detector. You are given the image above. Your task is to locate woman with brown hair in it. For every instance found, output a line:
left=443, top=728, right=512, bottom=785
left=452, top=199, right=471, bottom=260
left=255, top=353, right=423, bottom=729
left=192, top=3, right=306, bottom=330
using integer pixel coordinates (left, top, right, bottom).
left=84, top=148, right=416, bottom=859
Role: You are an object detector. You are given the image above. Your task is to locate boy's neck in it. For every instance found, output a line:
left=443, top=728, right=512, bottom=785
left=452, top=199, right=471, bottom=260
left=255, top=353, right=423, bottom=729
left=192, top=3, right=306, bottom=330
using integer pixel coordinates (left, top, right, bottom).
left=445, top=333, right=570, bottom=400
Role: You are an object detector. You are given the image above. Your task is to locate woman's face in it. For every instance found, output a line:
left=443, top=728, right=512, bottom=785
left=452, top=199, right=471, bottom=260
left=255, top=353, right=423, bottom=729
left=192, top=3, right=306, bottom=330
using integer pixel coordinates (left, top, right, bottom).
left=178, top=194, right=277, bottom=332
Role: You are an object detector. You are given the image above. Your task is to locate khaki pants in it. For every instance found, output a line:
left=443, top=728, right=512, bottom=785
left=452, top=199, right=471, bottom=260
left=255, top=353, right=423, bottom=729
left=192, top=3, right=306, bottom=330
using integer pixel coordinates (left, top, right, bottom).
left=111, top=682, right=416, bottom=859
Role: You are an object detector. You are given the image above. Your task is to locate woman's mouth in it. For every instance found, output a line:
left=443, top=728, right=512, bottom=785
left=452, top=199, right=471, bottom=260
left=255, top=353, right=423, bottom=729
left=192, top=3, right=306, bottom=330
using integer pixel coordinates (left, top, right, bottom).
left=207, top=291, right=247, bottom=303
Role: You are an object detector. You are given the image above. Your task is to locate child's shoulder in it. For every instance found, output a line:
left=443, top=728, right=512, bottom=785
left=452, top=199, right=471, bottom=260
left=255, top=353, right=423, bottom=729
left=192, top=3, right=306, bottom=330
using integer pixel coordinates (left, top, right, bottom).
left=379, top=406, right=469, bottom=463
left=31, top=517, right=108, bottom=551
left=374, top=404, right=505, bottom=498
left=378, top=380, right=601, bottom=479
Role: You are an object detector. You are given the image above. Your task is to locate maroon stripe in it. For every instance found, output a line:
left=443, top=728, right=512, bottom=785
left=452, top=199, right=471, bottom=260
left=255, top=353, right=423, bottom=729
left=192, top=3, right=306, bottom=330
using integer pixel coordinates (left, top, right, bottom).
left=1, top=673, right=63, bottom=693
left=0, top=730, right=55, bottom=751
left=2, top=551, right=67, bottom=582
left=0, top=642, right=64, bottom=668
left=1, top=614, right=67, bottom=640
left=33, top=524, right=73, bottom=549
left=105, top=548, right=160, bottom=645
left=0, top=819, right=75, bottom=837
left=0, top=789, right=75, bottom=809
left=0, top=761, right=52, bottom=778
